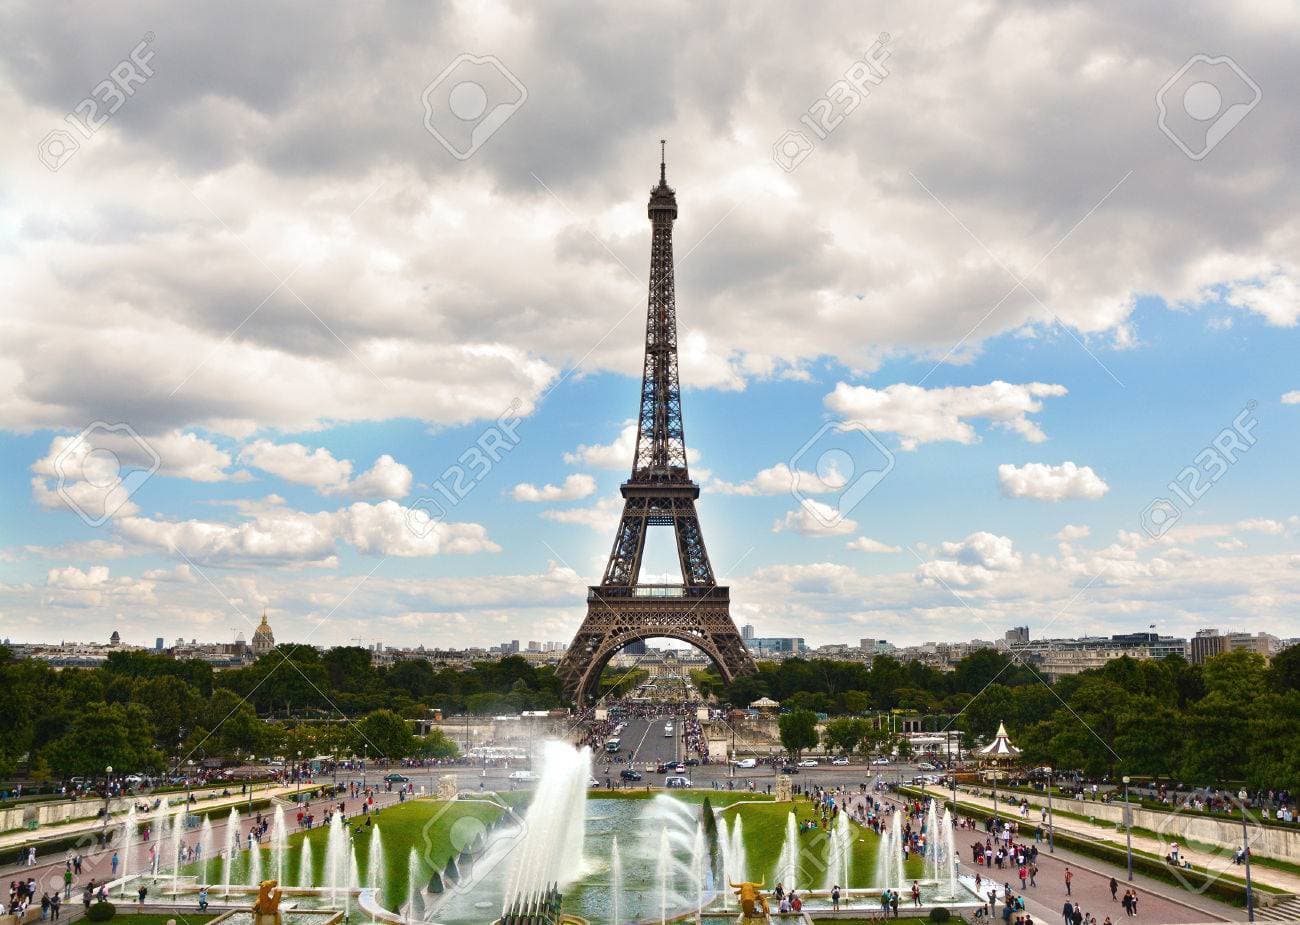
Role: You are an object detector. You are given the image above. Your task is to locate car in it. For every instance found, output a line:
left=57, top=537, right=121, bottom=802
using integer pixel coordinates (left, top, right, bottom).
left=655, top=762, right=670, bottom=774
left=832, top=756, right=850, bottom=766
left=871, top=757, right=890, bottom=765
left=780, top=764, right=800, bottom=775
left=798, top=759, right=819, bottom=768
left=684, top=758, right=699, bottom=766
left=673, top=763, right=687, bottom=774
left=664, top=775, right=691, bottom=789
left=620, top=768, right=643, bottom=781
left=923, top=774, right=942, bottom=784
left=384, top=773, right=410, bottom=783
left=587, top=777, right=600, bottom=787
left=734, top=758, right=757, bottom=769
left=508, top=770, right=536, bottom=782
left=916, top=762, right=935, bottom=771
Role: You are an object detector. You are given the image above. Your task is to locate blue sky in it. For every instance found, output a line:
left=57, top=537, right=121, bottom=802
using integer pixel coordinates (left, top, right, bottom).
left=2, top=2, right=1298, bottom=650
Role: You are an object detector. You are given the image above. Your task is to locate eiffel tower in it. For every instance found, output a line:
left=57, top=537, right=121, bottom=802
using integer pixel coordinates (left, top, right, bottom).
left=557, top=143, right=756, bottom=705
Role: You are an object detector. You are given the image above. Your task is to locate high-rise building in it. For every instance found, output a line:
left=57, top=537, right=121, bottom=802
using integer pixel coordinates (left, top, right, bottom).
left=1005, top=626, right=1029, bottom=646
left=1190, top=629, right=1225, bottom=664
left=155, top=637, right=164, bottom=651
left=741, top=624, right=755, bottom=640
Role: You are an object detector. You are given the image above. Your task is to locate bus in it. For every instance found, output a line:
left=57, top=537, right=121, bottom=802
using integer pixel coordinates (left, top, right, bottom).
left=604, top=738, right=622, bottom=753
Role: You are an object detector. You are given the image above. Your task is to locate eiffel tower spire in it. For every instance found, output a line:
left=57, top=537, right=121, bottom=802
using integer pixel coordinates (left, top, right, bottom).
left=556, top=147, right=755, bottom=705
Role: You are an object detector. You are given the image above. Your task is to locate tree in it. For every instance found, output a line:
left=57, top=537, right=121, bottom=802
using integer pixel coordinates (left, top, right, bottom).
left=822, top=718, right=869, bottom=755
left=353, top=709, right=416, bottom=760
left=45, top=702, right=163, bottom=777
left=778, top=709, right=819, bottom=759
left=419, top=729, right=460, bottom=760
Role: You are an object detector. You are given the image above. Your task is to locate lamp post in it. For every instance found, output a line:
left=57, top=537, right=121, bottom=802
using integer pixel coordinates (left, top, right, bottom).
left=296, top=750, right=303, bottom=797
left=1239, top=788, right=1255, bottom=922
left=103, top=765, right=113, bottom=834
left=1045, top=766, right=1055, bottom=853
left=1123, top=775, right=1134, bottom=881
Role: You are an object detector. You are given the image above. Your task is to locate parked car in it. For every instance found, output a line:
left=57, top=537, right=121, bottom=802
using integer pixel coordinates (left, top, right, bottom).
left=664, top=776, right=691, bottom=788
left=673, top=763, right=687, bottom=774
left=831, top=756, right=850, bottom=766
left=871, top=757, right=890, bottom=765
left=383, top=773, right=410, bottom=783
left=620, top=768, right=643, bottom=781
left=780, top=764, right=800, bottom=775
left=916, top=762, right=935, bottom=771
left=798, top=759, right=819, bottom=768
left=734, top=758, right=758, bottom=769
left=587, top=777, right=600, bottom=787
left=508, top=770, right=536, bottom=782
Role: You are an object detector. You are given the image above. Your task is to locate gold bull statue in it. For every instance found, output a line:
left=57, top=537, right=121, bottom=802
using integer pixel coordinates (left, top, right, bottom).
left=729, top=878, right=770, bottom=921
left=252, top=879, right=283, bottom=925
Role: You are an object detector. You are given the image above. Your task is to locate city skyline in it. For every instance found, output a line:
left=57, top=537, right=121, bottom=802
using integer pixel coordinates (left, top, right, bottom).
left=3, top=4, right=1299, bottom=651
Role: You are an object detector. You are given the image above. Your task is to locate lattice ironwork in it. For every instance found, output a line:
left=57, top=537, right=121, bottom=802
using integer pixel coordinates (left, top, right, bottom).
left=558, top=145, right=755, bottom=705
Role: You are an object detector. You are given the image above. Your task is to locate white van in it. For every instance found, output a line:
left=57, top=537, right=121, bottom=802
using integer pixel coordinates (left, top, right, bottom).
left=508, top=770, right=537, bottom=782
left=664, top=776, right=691, bottom=788
left=734, top=758, right=757, bottom=769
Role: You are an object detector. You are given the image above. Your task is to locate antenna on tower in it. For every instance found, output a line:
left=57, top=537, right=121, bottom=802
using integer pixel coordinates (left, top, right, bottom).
left=659, top=138, right=666, bottom=183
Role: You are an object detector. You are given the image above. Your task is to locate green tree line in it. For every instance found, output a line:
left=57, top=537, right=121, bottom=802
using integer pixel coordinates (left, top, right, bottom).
left=0, top=646, right=568, bottom=779
left=708, top=645, right=1300, bottom=791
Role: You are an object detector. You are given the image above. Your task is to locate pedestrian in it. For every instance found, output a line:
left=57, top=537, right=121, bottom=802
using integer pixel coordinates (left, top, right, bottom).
left=1110, top=877, right=1118, bottom=901
left=1019, top=865, right=1027, bottom=889
left=137, top=884, right=148, bottom=909
left=1061, top=900, right=1073, bottom=925
left=831, top=884, right=841, bottom=911
left=27, top=847, right=36, bottom=867
left=40, top=893, right=50, bottom=921
left=111, top=852, right=119, bottom=876
left=62, top=867, right=72, bottom=900
left=1030, top=863, right=1038, bottom=887
left=50, top=895, right=61, bottom=921
left=1064, top=867, right=1073, bottom=896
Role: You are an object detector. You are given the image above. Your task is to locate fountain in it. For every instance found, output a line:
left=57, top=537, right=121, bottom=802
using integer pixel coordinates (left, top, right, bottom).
left=499, top=742, right=591, bottom=912
left=773, top=810, right=799, bottom=892
left=609, top=837, right=623, bottom=925
left=198, top=817, right=213, bottom=887
left=941, top=806, right=959, bottom=898
left=117, top=805, right=137, bottom=897
left=367, top=825, right=386, bottom=900
left=296, top=838, right=315, bottom=890
left=405, top=847, right=422, bottom=923
left=824, top=810, right=853, bottom=893
left=272, top=805, right=288, bottom=887
left=249, top=837, right=263, bottom=889
left=924, top=799, right=941, bottom=884
left=324, top=814, right=348, bottom=905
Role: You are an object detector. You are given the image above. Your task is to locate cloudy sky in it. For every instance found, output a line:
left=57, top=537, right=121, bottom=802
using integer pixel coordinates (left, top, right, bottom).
left=3, top=1, right=1299, bottom=651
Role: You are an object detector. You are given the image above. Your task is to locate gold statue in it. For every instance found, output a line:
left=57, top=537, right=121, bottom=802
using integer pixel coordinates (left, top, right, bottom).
left=253, top=879, right=283, bottom=925
left=729, top=878, right=770, bottom=921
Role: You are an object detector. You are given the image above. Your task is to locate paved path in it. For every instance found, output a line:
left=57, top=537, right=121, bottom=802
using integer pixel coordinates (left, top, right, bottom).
left=914, top=783, right=1300, bottom=898
left=860, top=791, right=1245, bottom=925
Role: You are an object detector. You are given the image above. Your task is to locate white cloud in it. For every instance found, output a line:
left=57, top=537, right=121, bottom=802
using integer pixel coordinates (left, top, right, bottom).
left=846, top=536, right=901, bottom=553
left=238, top=441, right=412, bottom=499
left=44, top=565, right=156, bottom=607
left=512, top=474, right=597, bottom=502
left=1282, top=391, right=1300, bottom=405
left=115, top=498, right=497, bottom=565
left=825, top=381, right=1068, bottom=450
left=998, top=462, right=1110, bottom=501
left=540, top=496, right=623, bottom=533
left=563, top=421, right=638, bottom=470
left=772, top=500, right=857, bottom=536
left=711, top=462, right=844, bottom=496
left=1055, top=524, right=1092, bottom=541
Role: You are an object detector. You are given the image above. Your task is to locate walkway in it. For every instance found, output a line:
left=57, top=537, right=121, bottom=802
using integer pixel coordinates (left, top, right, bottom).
left=914, top=783, right=1300, bottom=897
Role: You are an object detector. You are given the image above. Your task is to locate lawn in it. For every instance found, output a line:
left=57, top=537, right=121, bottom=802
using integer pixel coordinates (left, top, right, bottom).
left=187, top=796, right=513, bottom=911
left=719, top=796, right=924, bottom=890
left=96, top=915, right=218, bottom=925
